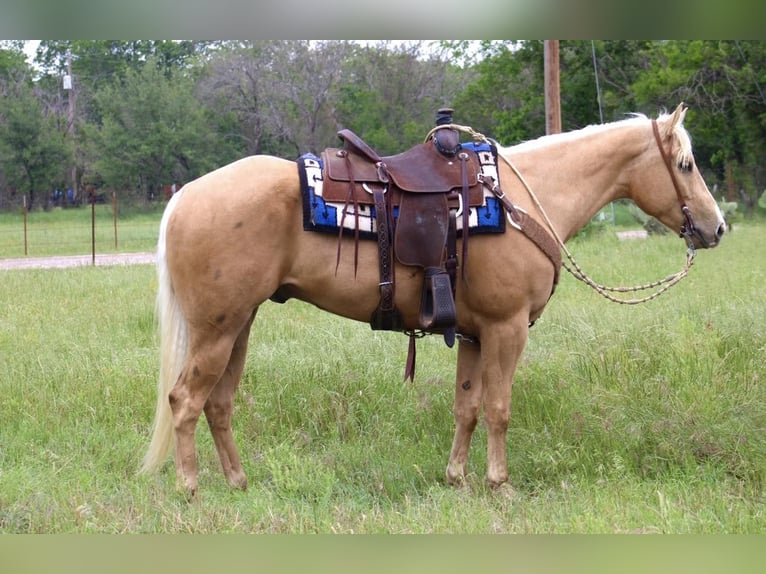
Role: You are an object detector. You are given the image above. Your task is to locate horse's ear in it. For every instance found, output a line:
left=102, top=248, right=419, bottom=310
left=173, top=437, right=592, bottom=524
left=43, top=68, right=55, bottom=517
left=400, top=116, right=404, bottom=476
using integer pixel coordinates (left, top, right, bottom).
left=671, top=102, right=688, bottom=126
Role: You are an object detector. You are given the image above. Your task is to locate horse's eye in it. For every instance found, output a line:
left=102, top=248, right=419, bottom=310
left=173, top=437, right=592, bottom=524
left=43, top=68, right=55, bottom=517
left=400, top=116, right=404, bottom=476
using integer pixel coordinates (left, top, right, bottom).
left=678, top=160, right=693, bottom=173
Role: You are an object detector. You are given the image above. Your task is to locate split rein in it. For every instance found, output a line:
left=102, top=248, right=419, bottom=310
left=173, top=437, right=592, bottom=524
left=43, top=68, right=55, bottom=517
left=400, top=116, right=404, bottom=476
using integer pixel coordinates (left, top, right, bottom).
left=426, top=123, right=696, bottom=305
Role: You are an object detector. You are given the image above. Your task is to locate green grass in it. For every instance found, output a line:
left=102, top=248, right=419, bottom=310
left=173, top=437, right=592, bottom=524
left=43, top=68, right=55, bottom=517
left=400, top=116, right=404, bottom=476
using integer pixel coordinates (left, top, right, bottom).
left=0, top=224, right=764, bottom=532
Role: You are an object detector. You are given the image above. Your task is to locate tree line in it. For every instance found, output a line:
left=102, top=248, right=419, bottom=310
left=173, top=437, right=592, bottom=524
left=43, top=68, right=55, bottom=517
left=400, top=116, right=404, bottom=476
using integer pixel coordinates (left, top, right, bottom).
left=0, top=40, right=763, bottom=212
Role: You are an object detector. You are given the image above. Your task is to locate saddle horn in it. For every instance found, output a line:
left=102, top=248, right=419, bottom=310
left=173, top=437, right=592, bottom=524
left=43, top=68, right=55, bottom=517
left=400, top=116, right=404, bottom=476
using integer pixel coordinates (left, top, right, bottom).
left=433, top=107, right=461, bottom=157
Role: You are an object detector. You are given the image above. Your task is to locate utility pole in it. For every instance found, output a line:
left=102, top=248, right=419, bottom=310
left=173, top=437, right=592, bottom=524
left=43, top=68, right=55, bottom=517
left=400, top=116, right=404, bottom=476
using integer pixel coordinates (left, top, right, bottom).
left=64, top=50, right=77, bottom=202
left=544, top=40, right=561, bottom=135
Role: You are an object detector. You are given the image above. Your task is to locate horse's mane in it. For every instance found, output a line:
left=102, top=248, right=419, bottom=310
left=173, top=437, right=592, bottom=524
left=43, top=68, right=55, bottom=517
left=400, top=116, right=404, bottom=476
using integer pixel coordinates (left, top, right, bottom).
left=502, top=110, right=694, bottom=169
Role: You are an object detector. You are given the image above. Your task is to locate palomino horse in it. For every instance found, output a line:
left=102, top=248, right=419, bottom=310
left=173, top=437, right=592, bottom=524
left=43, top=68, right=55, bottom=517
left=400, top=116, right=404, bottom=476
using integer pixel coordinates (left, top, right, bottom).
left=141, top=103, right=725, bottom=496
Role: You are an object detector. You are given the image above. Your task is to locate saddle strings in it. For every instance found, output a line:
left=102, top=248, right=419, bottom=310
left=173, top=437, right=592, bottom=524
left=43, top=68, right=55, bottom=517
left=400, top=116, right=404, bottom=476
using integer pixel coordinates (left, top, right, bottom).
left=429, top=124, right=695, bottom=305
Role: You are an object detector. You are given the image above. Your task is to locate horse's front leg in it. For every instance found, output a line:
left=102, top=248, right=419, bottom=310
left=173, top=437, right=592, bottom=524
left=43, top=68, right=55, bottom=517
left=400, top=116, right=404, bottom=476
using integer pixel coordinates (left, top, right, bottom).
left=446, top=338, right=483, bottom=486
left=481, top=318, right=529, bottom=488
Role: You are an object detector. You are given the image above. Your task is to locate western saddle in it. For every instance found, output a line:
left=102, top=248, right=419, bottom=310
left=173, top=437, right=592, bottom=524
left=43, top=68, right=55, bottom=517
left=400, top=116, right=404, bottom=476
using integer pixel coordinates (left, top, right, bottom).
left=320, top=109, right=492, bottom=379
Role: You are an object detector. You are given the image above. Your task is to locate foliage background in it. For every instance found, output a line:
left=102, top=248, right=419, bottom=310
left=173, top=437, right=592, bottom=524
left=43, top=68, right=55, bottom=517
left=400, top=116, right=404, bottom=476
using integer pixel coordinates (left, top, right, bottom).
left=0, top=40, right=764, bottom=217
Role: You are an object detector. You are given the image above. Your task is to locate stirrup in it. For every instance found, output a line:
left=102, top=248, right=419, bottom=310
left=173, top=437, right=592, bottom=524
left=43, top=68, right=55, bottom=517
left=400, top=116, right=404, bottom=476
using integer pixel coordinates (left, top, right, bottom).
left=419, top=268, right=456, bottom=332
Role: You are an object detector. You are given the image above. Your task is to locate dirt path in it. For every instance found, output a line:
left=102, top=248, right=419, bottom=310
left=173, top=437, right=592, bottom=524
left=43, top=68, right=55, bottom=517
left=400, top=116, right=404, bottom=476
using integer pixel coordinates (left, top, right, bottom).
left=0, top=252, right=156, bottom=270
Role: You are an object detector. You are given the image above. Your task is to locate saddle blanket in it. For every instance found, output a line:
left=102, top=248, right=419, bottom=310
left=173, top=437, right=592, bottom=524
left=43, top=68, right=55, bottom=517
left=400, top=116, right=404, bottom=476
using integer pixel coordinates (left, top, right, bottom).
left=298, top=142, right=505, bottom=240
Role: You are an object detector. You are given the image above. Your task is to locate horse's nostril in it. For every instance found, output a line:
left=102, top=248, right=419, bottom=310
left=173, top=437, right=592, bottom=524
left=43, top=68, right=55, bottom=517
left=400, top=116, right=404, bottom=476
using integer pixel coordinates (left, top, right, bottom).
left=717, top=222, right=726, bottom=238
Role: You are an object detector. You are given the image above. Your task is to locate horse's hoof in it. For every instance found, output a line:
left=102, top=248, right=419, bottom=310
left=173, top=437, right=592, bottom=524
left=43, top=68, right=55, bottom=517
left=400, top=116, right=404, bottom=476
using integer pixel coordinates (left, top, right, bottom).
left=445, top=467, right=466, bottom=487
left=228, top=472, right=248, bottom=491
left=176, top=478, right=198, bottom=501
left=447, top=476, right=465, bottom=488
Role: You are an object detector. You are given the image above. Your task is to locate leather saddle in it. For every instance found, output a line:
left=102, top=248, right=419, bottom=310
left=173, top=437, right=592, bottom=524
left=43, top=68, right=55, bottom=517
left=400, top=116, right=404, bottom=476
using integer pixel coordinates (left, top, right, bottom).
left=319, top=113, right=485, bottom=374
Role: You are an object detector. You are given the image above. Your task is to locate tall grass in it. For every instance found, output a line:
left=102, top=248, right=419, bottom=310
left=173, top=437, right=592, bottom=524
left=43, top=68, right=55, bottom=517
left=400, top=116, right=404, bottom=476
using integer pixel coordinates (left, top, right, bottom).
left=0, top=224, right=764, bottom=532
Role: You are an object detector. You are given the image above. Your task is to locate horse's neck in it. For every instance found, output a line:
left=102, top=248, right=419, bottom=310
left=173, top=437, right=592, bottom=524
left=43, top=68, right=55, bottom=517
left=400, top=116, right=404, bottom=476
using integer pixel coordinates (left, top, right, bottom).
left=502, top=124, right=646, bottom=243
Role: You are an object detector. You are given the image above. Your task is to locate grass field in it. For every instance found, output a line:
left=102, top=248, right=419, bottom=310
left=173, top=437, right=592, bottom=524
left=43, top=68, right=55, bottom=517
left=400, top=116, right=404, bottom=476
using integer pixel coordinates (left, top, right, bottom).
left=0, top=221, right=764, bottom=533
left=0, top=202, right=164, bottom=258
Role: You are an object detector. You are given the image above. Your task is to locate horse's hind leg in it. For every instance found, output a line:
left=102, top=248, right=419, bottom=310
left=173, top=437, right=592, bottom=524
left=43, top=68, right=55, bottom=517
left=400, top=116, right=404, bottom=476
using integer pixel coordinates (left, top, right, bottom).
left=446, top=338, right=483, bottom=486
left=203, top=311, right=256, bottom=490
left=170, top=329, right=242, bottom=496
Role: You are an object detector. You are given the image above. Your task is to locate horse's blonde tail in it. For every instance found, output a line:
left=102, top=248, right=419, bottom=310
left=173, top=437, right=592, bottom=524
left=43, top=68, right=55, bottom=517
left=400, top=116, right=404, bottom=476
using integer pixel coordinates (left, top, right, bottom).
left=140, top=189, right=188, bottom=474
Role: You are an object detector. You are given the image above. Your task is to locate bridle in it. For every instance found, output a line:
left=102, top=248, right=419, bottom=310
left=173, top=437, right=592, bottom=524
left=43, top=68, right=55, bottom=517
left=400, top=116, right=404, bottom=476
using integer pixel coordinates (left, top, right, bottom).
left=650, top=119, right=706, bottom=250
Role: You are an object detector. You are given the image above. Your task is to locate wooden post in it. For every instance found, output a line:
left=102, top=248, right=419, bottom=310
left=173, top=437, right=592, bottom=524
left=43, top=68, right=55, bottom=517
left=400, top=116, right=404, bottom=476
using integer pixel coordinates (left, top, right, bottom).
left=113, top=191, right=118, bottom=249
left=91, top=191, right=96, bottom=266
left=726, top=160, right=736, bottom=201
left=544, top=40, right=561, bottom=135
left=23, top=195, right=28, bottom=256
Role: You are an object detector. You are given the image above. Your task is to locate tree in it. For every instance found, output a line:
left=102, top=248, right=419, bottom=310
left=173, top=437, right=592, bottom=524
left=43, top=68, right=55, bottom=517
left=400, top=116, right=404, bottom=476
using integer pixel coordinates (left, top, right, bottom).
left=450, top=40, right=654, bottom=144
left=333, top=41, right=466, bottom=155
left=0, top=41, right=27, bottom=76
left=86, top=56, right=226, bottom=199
left=2, top=39, right=762, bottom=216
left=451, top=41, right=545, bottom=144
left=196, top=41, right=285, bottom=157
left=197, top=41, right=463, bottom=158
left=0, top=86, right=70, bottom=209
left=0, top=49, right=70, bottom=209
left=589, top=40, right=655, bottom=119
left=265, top=40, right=356, bottom=156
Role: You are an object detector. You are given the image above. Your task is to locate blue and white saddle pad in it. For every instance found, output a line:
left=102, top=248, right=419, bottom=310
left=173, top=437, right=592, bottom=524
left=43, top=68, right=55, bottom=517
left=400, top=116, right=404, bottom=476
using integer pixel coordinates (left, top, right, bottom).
left=299, top=141, right=505, bottom=239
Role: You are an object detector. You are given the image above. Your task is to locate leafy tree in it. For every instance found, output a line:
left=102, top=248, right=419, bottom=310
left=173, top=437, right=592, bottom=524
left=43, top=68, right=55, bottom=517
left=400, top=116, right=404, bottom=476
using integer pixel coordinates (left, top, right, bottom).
left=0, top=39, right=763, bottom=217
left=451, top=40, right=656, bottom=144
left=34, top=41, right=209, bottom=126
left=589, top=40, right=655, bottom=119
left=0, top=44, right=70, bottom=209
left=0, top=42, right=28, bottom=76
left=558, top=40, right=654, bottom=128
left=34, top=41, right=204, bottom=85
left=334, top=41, right=465, bottom=155
left=0, top=78, right=70, bottom=209
left=85, top=56, right=226, bottom=199
left=451, top=41, right=546, bottom=144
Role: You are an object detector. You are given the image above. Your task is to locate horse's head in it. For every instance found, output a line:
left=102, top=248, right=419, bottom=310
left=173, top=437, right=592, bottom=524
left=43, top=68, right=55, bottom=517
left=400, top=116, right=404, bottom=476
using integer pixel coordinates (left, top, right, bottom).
left=633, top=103, right=725, bottom=249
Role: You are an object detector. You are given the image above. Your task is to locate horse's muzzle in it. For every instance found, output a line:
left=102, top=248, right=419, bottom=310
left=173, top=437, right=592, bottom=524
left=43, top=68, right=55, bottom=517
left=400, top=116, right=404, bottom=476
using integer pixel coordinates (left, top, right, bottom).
left=691, top=220, right=726, bottom=249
